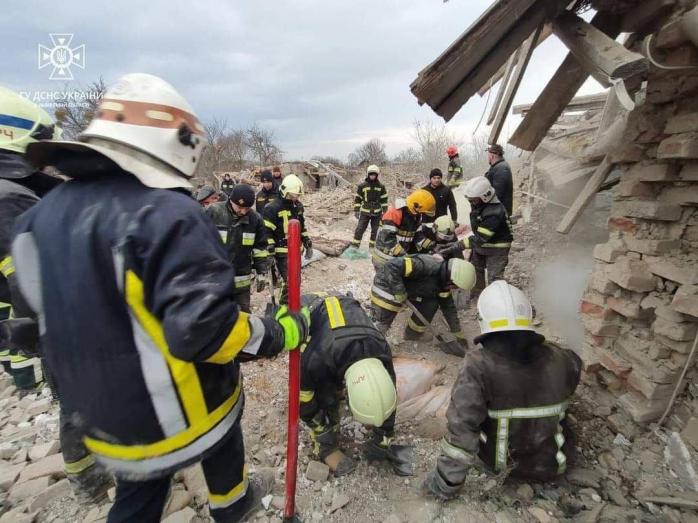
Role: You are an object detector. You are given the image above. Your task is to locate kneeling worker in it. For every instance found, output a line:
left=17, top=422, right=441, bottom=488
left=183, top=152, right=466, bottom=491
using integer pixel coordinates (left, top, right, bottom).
left=423, top=281, right=582, bottom=499
left=300, top=293, right=413, bottom=477
left=370, top=255, right=476, bottom=356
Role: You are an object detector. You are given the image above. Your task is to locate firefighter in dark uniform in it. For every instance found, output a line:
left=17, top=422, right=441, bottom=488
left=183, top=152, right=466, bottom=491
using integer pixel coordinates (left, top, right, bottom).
left=262, top=174, right=312, bottom=303
left=255, top=170, right=278, bottom=213
left=423, top=281, right=582, bottom=498
left=446, top=146, right=464, bottom=188
left=485, top=143, right=513, bottom=217
left=206, top=184, right=270, bottom=313
left=351, top=164, right=388, bottom=249
left=220, top=173, right=235, bottom=197
left=300, top=292, right=413, bottom=477
left=271, top=165, right=283, bottom=190
left=437, top=176, right=513, bottom=299
left=370, top=254, right=475, bottom=356
left=422, top=168, right=458, bottom=224
left=12, top=74, right=310, bottom=522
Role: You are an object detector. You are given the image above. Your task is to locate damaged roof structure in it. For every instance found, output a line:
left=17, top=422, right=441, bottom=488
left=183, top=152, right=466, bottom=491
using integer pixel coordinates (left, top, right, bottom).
left=411, top=0, right=698, bottom=424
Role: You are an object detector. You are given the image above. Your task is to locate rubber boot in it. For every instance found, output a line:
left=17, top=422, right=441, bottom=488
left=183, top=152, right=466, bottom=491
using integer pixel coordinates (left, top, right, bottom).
left=421, top=468, right=462, bottom=500
left=324, top=449, right=356, bottom=477
left=233, top=468, right=276, bottom=522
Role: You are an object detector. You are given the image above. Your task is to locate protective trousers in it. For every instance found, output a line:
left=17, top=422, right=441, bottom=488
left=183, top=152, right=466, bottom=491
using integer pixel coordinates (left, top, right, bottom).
left=107, top=419, right=249, bottom=523
left=404, top=295, right=463, bottom=340
left=274, top=255, right=289, bottom=305
left=470, top=248, right=510, bottom=298
left=352, top=214, right=380, bottom=248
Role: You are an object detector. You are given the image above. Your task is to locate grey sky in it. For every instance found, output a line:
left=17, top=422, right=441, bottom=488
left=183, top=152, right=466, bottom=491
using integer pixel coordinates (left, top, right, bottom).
left=4, top=1, right=603, bottom=161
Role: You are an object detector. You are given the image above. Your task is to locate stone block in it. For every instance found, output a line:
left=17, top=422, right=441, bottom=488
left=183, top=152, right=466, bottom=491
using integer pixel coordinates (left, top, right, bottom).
left=665, top=112, right=698, bottom=135
left=653, top=317, right=698, bottom=341
left=607, top=257, right=657, bottom=292
left=627, top=162, right=680, bottom=182
left=26, top=399, right=51, bottom=418
left=609, top=144, right=646, bottom=164
left=0, top=462, right=26, bottom=491
left=28, top=440, right=60, bottom=462
left=618, top=391, right=668, bottom=423
left=664, top=431, right=698, bottom=491
left=596, top=347, right=632, bottom=377
left=617, top=177, right=656, bottom=198
left=580, top=315, right=621, bottom=337
left=680, top=162, right=698, bottom=181
left=28, top=478, right=71, bottom=512
left=624, top=238, right=680, bottom=256
left=607, top=296, right=642, bottom=319
left=655, top=333, right=695, bottom=354
left=672, top=284, right=698, bottom=318
left=613, top=200, right=683, bottom=221
left=7, top=475, right=50, bottom=503
left=305, top=460, right=329, bottom=482
left=681, top=417, right=698, bottom=451
left=0, top=507, right=35, bottom=523
left=592, top=240, right=626, bottom=263
left=644, top=256, right=698, bottom=285
left=616, top=334, right=683, bottom=384
left=658, top=132, right=698, bottom=160
left=588, top=264, right=620, bottom=295
left=626, top=370, right=678, bottom=401
left=655, top=305, right=689, bottom=323
left=16, top=453, right=65, bottom=484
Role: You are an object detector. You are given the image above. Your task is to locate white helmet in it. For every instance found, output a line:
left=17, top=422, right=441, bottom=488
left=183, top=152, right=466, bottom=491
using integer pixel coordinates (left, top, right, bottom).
left=464, top=176, right=495, bottom=203
left=477, top=281, right=534, bottom=336
left=27, top=73, right=207, bottom=189
left=367, top=164, right=380, bottom=175
left=280, top=173, right=304, bottom=198
left=0, top=86, right=61, bottom=158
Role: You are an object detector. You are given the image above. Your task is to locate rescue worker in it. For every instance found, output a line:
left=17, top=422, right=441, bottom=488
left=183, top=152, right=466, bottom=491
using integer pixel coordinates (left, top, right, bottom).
left=372, top=189, right=436, bottom=268
left=271, top=165, right=283, bottom=190
left=220, top=173, right=235, bottom=196
left=446, top=146, right=464, bottom=188
left=255, top=170, right=278, bottom=213
left=437, top=177, right=512, bottom=299
left=0, top=85, right=112, bottom=502
left=262, top=173, right=312, bottom=303
left=423, top=216, right=462, bottom=260
left=351, top=164, right=388, bottom=249
left=196, top=184, right=219, bottom=207
left=12, top=73, right=310, bottom=522
left=485, top=144, right=513, bottom=216
left=300, top=293, right=413, bottom=477
left=422, top=168, right=458, bottom=224
left=370, top=254, right=476, bottom=356
left=423, top=281, right=582, bottom=498
left=206, top=184, right=270, bottom=313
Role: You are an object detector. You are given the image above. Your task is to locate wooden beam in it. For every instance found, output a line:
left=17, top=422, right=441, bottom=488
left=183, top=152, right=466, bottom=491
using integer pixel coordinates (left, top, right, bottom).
left=486, top=51, right=519, bottom=126
left=478, top=24, right=554, bottom=97
left=512, top=92, right=607, bottom=115
left=556, top=155, right=614, bottom=234
left=552, top=11, right=649, bottom=82
left=489, top=24, right=542, bottom=144
left=509, top=11, right=622, bottom=152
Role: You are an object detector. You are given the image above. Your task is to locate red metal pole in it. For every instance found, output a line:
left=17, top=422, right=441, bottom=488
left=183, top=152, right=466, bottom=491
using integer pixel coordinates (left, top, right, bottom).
left=283, top=219, right=302, bottom=522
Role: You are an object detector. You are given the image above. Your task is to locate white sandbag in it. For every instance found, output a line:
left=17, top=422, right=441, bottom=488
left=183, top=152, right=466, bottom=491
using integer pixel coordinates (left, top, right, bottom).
left=393, top=356, right=444, bottom=404
left=397, top=385, right=452, bottom=423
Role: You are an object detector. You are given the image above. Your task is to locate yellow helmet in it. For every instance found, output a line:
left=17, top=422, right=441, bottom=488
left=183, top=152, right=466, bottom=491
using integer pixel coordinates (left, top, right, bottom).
left=0, top=85, right=60, bottom=155
left=344, top=358, right=396, bottom=427
left=367, top=164, right=380, bottom=175
left=448, top=259, right=476, bottom=291
left=406, top=189, right=436, bottom=217
left=434, top=215, right=454, bottom=239
left=280, top=173, right=304, bottom=198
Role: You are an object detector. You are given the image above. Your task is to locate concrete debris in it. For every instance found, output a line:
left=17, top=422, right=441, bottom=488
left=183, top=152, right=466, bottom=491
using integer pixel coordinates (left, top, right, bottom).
left=664, top=432, right=698, bottom=492
left=161, top=506, right=197, bottom=523
left=305, top=461, right=330, bottom=482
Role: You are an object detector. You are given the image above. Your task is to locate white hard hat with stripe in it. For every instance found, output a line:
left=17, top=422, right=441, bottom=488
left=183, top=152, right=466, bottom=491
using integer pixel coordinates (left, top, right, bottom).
left=477, top=280, right=534, bottom=336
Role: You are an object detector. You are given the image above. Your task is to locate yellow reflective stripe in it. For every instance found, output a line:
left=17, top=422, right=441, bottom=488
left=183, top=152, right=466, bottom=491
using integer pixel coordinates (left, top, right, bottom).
left=264, top=220, right=277, bottom=231
left=64, top=454, right=95, bottom=474
left=407, top=317, right=427, bottom=333
left=488, top=318, right=531, bottom=329
left=10, top=354, right=29, bottom=363
left=0, top=256, right=15, bottom=278
left=85, top=381, right=242, bottom=460
left=481, top=242, right=511, bottom=248
left=489, top=319, right=508, bottom=329
left=555, top=430, right=567, bottom=474
left=124, top=270, right=208, bottom=424
left=488, top=401, right=568, bottom=419
left=205, top=312, right=252, bottom=364
left=275, top=247, right=288, bottom=254
left=300, top=390, right=315, bottom=403
left=209, top=464, right=248, bottom=507
left=242, top=239, right=254, bottom=246
left=278, top=210, right=292, bottom=234
left=476, top=227, right=495, bottom=237
left=495, top=417, right=509, bottom=472
left=325, top=297, right=346, bottom=329
left=252, top=249, right=268, bottom=258
left=404, top=257, right=413, bottom=277
left=370, top=294, right=402, bottom=312
left=438, top=291, right=450, bottom=298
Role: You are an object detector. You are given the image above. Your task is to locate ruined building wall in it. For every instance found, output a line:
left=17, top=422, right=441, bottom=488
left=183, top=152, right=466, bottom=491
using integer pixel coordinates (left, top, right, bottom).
left=580, top=25, right=698, bottom=423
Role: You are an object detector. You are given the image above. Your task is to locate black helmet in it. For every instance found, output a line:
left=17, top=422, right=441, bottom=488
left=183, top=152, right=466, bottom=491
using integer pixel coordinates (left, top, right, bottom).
left=230, top=184, right=255, bottom=208
left=260, top=170, right=273, bottom=182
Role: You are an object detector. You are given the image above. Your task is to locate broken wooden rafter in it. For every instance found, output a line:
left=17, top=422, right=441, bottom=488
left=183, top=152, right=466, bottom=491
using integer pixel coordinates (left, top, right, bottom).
left=509, top=11, right=622, bottom=152
left=512, top=92, right=607, bottom=116
left=487, top=51, right=519, bottom=126
left=552, top=11, right=649, bottom=85
left=489, top=24, right=543, bottom=145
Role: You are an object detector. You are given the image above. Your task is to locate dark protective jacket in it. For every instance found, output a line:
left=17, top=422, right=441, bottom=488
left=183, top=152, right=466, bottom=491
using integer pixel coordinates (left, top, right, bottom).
left=371, top=255, right=450, bottom=312
left=440, top=331, right=581, bottom=480
left=372, top=207, right=432, bottom=266
left=205, top=202, right=270, bottom=293
left=456, top=199, right=513, bottom=253
left=447, top=157, right=464, bottom=187
left=354, top=178, right=388, bottom=217
left=422, top=183, right=457, bottom=223
left=299, top=293, right=396, bottom=434
left=12, top=171, right=286, bottom=480
left=485, top=159, right=513, bottom=216
left=262, top=197, right=309, bottom=256
left=255, top=187, right=279, bottom=213
left=220, top=179, right=235, bottom=195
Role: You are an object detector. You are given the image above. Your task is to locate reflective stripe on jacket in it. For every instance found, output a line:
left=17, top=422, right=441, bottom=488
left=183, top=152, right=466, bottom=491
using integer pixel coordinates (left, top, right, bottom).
left=262, top=197, right=308, bottom=256
left=354, top=179, right=388, bottom=216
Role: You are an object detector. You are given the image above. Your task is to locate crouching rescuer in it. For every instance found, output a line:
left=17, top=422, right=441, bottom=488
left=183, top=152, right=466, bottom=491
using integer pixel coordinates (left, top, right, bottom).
left=370, top=255, right=476, bottom=356
left=11, top=73, right=311, bottom=522
left=423, top=281, right=582, bottom=499
left=299, top=293, right=414, bottom=477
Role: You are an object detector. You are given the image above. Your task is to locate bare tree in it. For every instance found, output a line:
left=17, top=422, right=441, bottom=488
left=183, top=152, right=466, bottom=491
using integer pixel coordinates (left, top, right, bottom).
left=348, top=138, right=388, bottom=167
left=54, top=77, right=107, bottom=139
left=412, top=120, right=462, bottom=177
left=245, top=124, right=283, bottom=166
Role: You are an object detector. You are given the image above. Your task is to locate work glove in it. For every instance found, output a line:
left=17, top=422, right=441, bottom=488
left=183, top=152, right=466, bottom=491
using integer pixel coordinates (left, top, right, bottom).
left=255, top=272, right=268, bottom=293
left=435, top=241, right=463, bottom=258
left=303, top=239, right=314, bottom=260
left=274, top=305, right=311, bottom=350
left=363, top=435, right=415, bottom=476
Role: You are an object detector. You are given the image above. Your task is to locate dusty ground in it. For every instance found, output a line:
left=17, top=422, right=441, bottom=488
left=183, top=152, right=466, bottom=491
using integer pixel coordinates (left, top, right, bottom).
left=2, top=184, right=698, bottom=522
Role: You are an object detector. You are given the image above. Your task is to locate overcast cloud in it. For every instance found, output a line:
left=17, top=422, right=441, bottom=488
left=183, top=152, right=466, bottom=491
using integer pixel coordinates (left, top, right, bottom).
left=4, top=1, right=603, bottom=160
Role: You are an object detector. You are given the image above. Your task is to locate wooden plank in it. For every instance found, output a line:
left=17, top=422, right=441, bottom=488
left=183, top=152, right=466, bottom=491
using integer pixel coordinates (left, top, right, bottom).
left=557, top=155, right=614, bottom=234
left=489, top=24, right=542, bottom=144
left=509, top=11, right=622, bottom=151
left=486, top=51, right=519, bottom=126
left=552, top=11, right=649, bottom=82
left=512, top=92, right=608, bottom=116
left=478, top=24, right=554, bottom=97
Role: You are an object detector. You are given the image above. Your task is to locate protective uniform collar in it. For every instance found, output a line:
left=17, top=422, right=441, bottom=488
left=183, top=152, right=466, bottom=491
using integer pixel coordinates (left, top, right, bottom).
left=0, top=152, right=34, bottom=179
left=475, top=330, right=546, bottom=362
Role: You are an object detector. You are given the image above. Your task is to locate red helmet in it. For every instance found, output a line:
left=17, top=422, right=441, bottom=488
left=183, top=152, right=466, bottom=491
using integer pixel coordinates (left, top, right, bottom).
left=446, top=146, right=458, bottom=158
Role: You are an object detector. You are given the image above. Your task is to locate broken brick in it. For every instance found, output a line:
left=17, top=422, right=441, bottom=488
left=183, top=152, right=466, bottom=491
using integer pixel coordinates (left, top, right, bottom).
left=607, top=257, right=657, bottom=293
left=592, top=240, right=626, bottom=263
left=671, top=284, right=698, bottom=318
left=644, top=256, right=698, bottom=285
left=658, top=132, right=698, bottom=160
left=626, top=162, right=679, bottom=182
left=596, top=347, right=632, bottom=377
left=607, top=296, right=642, bottom=319
left=653, top=316, right=698, bottom=341
left=612, top=200, right=683, bottom=221
left=618, top=391, right=669, bottom=423
left=608, top=216, right=638, bottom=234
left=623, top=238, right=679, bottom=256
left=580, top=314, right=621, bottom=337
left=626, top=371, right=678, bottom=402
